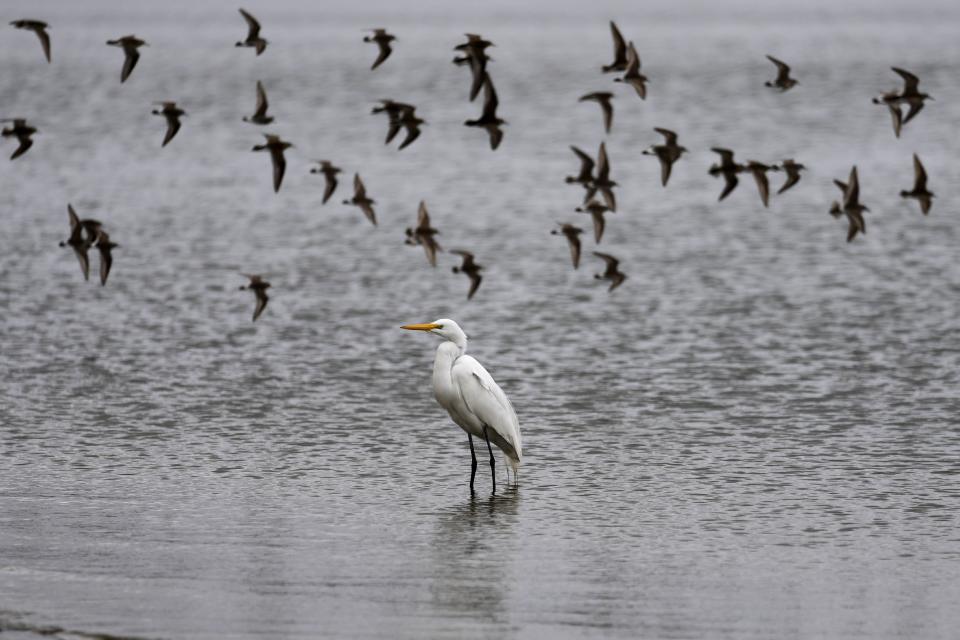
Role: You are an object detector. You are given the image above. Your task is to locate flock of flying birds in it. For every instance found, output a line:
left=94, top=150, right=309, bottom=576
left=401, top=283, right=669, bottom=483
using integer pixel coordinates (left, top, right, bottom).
left=4, top=14, right=939, bottom=318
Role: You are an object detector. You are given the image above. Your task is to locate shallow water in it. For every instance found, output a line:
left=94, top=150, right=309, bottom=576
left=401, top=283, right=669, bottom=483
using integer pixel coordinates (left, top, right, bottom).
left=2, top=0, right=960, bottom=638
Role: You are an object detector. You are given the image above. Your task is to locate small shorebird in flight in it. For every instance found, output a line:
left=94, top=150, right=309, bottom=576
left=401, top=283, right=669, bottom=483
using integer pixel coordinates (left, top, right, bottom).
left=575, top=200, right=613, bottom=244
left=343, top=174, right=377, bottom=226
left=251, top=134, right=293, bottom=193
left=151, top=102, right=186, bottom=147
left=10, top=20, right=51, bottom=63
left=239, top=274, right=270, bottom=321
left=1, top=118, right=37, bottom=160
left=551, top=223, right=584, bottom=269
left=579, top=92, right=614, bottom=134
left=764, top=55, right=798, bottom=91
left=95, top=230, right=118, bottom=286
left=106, top=35, right=147, bottom=83
left=900, top=154, right=934, bottom=215
left=464, top=75, right=505, bottom=150
left=642, top=128, right=687, bottom=187
left=59, top=204, right=102, bottom=281
left=565, top=145, right=597, bottom=203
left=372, top=100, right=423, bottom=150
left=744, top=160, right=779, bottom=208
left=310, top=160, right=341, bottom=204
left=774, top=159, right=805, bottom=194
left=364, top=29, right=395, bottom=70
left=405, top=201, right=442, bottom=267
left=873, top=68, right=932, bottom=137
left=593, top=252, right=626, bottom=291
left=453, top=33, right=493, bottom=101
left=830, top=166, right=869, bottom=242
left=602, top=21, right=628, bottom=73
left=708, top=148, right=744, bottom=202
left=593, top=142, right=617, bottom=211
left=243, top=80, right=274, bottom=125
left=451, top=250, right=483, bottom=300
left=614, top=42, right=647, bottom=99
left=236, top=9, right=267, bottom=55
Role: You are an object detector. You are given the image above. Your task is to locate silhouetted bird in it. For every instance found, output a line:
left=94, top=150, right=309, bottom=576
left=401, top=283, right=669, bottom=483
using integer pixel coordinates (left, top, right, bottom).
left=243, top=80, right=274, bottom=125
left=451, top=250, right=483, bottom=300
left=364, top=29, right=395, bottom=70
left=0, top=118, right=36, bottom=160
left=236, top=9, right=267, bottom=55
left=764, top=55, right=798, bottom=91
left=151, top=102, right=185, bottom=147
left=251, top=134, right=292, bottom=193
left=239, top=274, right=270, bottom=321
left=642, top=128, right=687, bottom=187
left=551, top=223, right=584, bottom=269
left=10, top=20, right=51, bottom=63
left=593, top=252, right=626, bottom=291
left=464, top=76, right=505, bottom=150
left=899, top=153, right=934, bottom=215
left=310, top=160, right=341, bottom=204
left=106, top=35, right=147, bottom=83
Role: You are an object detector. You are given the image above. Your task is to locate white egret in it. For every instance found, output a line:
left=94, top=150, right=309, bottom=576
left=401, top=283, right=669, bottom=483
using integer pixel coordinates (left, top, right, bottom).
left=402, top=319, right=522, bottom=492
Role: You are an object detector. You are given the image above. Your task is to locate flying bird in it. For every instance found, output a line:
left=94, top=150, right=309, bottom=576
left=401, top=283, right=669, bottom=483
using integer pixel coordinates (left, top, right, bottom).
left=401, top=319, right=522, bottom=492
left=243, top=80, right=274, bottom=125
left=151, top=102, right=185, bottom=147
left=371, top=100, right=423, bottom=149
left=744, top=161, right=779, bottom=208
left=900, top=153, right=934, bottom=215
left=873, top=68, right=932, bottom=137
left=708, top=148, right=744, bottom=202
left=94, top=230, right=118, bottom=286
left=364, top=29, right=395, bottom=70
left=565, top=145, right=597, bottom=202
left=1, top=118, right=36, bottom=160
left=764, top=55, right=798, bottom=91
left=593, top=252, right=626, bottom=291
left=602, top=21, right=628, bottom=72
left=405, top=200, right=442, bottom=266
left=59, top=204, right=101, bottom=281
left=453, top=33, right=493, bottom=101
left=310, top=160, right=341, bottom=204
left=579, top=92, right=614, bottom=134
left=614, top=42, right=647, bottom=99
left=251, top=134, right=292, bottom=193
left=575, top=200, right=613, bottom=243
left=106, top=35, right=147, bottom=83
left=774, top=159, right=805, bottom=194
left=551, top=223, right=584, bottom=269
left=451, top=250, right=483, bottom=300
left=10, top=19, right=51, bottom=63
left=239, top=274, right=270, bottom=321
left=593, top=142, right=617, bottom=211
left=642, top=128, right=687, bottom=187
left=830, top=166, right=869, bottom=242
left=464, top=75, right=505, bottom=150
left=342, top=174, right=377, bottom=226
left=236, top=9, right=267, bottom=55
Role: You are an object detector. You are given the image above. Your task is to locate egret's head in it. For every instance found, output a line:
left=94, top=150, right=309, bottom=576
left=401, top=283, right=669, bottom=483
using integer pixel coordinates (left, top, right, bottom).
left=401, top=318, right=467, bottom=346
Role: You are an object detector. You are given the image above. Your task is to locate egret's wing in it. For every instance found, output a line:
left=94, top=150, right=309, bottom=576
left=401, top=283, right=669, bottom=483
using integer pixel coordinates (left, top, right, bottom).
left=452, top=355, right=522, bottom=463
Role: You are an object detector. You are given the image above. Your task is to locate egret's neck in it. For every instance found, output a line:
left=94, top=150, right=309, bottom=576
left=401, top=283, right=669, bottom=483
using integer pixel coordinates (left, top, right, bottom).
left=432, top=340, right=465, bottom=403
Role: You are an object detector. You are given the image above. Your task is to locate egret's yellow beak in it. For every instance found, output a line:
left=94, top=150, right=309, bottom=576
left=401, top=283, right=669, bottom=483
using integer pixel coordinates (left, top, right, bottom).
left=401, top=323, right=441, bottom=331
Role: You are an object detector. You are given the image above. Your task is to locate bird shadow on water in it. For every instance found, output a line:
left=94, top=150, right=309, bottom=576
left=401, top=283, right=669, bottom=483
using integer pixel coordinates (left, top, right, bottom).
left=426, top=487, right=521, bottom=629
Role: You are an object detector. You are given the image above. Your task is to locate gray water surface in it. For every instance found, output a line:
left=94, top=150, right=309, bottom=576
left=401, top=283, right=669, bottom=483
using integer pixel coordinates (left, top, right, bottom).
left=2, top=0, right=959, bottom=638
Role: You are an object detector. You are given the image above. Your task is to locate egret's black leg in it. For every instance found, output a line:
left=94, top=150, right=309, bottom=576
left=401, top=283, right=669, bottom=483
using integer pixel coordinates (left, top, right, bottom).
left=469, top=434, right=477, bottom=492
left=482, top=425, right=496, bottom=494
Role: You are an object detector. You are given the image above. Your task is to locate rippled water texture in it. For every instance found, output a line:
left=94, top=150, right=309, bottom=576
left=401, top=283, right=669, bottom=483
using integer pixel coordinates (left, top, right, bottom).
left=2, top=0, right=959, bottom=638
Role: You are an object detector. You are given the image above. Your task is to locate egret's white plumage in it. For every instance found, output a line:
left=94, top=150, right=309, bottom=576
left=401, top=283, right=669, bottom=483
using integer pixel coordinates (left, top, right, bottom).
left=402, top=319, right=521, bottom=489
